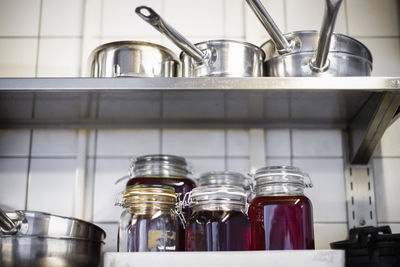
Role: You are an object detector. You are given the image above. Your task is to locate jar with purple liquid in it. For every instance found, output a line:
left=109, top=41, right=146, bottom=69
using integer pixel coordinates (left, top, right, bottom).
left=249, top=166, right=315, bottom=250
left=126, top=154, right=196, bottom=250
left=118, top=184, right=181, bottom=252
left=185, top=172, right=251, bottom=251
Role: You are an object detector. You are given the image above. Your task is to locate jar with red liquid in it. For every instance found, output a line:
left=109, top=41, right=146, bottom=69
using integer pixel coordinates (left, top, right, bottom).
left=118, top=184, right=181, bottom=252
left=248, top=166, right=315, bottom=250
left=126, top=154, right=195, bottom=251
left=185, top=173, right=251, bottom=251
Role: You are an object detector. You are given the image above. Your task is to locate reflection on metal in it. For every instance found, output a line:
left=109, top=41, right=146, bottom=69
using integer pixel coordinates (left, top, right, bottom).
left=349, top=92, right=400, bottom=164
left=0, top=77, right=399, bottom=165
left=345, top=165, right=377, bottom=229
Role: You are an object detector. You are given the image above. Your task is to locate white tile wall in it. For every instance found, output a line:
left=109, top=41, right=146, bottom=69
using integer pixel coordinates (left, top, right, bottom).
left=265, top=129, right=291, bottom=157
left=37, top=38, right=82, bottom=77
left=40, top=0, right=84, bottom=36
left=0, top=129, right=30, bottom=156
left=346, top=0, right=399, bottom=37
left=293, top=158, right=347, bottom=222
left=292, top=129, right=343, bottom=157
left=96, top=129, right=160, bottom=157
left=0, top=39, right=38, bottom=77
left=162, top=129, right=225, bottom=156
left=357, top=37, right=400, bottom=77
left=244, top=0, right=286, bottom=43
left=227, top=158, right=250, bottom=174
left=227, top=130, right=249, bottom=157
left=0, top=0, right=41, bottom=36
left=27, top=158, right=76, bottom=217
left=31, top=129, right=78, bottom=157
left=93, top=158, right=130, bottom=222
left=286, top=0, right=348, bottom=34
left=0, top=0, right=399, bottom=253
left=0, top=158, right=28, bottom=210
left=374, top=119, right=400, bottom=157
left=314, top=223, right=348, bottom=249
left=373, top=158, right=400, bottom=222
left=164, top=0, right=224, bottom=38
left=96, top=223, right=119, bottom=252
left=102, top=0, right=163, bottom=38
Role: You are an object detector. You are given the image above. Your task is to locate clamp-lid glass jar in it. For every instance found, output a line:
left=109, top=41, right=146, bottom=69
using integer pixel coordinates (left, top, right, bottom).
left=126, top=154, right=195, bottom=251
left=127, top=154, right=196, bottom=197
left=118, top=184, right=181, bottom=252
left=196, top=171, right=253, bottom=201
left=185, top=177, right=251, bottom=251
left=248, top=166, right=315, bottom=250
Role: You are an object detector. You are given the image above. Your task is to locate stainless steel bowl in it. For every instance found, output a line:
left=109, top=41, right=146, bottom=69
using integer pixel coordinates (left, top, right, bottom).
left=0, top=210, right=105, bottom=267
left=87, top=41, right=180, bottom=77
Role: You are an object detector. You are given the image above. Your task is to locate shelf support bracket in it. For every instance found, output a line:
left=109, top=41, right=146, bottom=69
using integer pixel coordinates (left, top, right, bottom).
left=345, top=165, right=377, bottom=229
left=349, top=91, right=400, bottom=164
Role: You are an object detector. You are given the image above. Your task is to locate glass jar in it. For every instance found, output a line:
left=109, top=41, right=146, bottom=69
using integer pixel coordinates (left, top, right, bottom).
left=118, top=184, right=181, bottom=252
left=126, top=154, right=196, bottom=250
left=196, top=171, right=253, bottom=202
left=248, top=166, right=315, bottom=250
left=185, top=182, right=251, bottom=251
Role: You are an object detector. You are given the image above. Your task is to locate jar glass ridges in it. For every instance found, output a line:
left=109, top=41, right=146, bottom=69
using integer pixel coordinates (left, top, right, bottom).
left=249, top=166, right=315, bottom=250
left=129, top=154, right=191, bottom=178
left=196, top=171, right=253, bottom=200
left=185, top=184, right=251, bottom=251
left=118, top=184, right=181, bottom=252
left=254, top=165, right=312, bottom=196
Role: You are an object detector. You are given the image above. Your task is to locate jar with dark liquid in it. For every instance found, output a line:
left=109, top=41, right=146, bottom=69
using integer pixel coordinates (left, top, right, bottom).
left=186, top=173, right=251, bottom=251
left=249, top=166, right=315, bottom=250
left=118, top=184, right=180, bottom=252
left=126, top=154, right=195, bottom=251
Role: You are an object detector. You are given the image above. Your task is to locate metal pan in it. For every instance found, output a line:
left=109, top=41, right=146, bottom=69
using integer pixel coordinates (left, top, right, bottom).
left=87, top=40, right=180, bottom=77
left=136, top=6, right=265, bottom=77
left=246, top=0, right=372, bottom=77
left=0, top=209, right=105, bottom=267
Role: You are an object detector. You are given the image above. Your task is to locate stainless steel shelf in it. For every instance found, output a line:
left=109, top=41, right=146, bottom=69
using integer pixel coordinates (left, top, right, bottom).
left=0, top=77, right=399, bottom=164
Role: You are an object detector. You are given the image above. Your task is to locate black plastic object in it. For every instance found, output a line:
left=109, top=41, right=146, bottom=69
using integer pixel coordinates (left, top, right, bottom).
left=330, top=226, right=400, bottom=267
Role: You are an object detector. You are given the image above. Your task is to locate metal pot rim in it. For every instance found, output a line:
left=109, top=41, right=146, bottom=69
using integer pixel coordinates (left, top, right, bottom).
left=89, top=40, right=179, bottom=60
left=179, top=39, right=265, bottom=57
left=261, top=30, right=372, bottom=62
left=1, top=210, right=106, bottom=241
left=0, top=234, right=106, bottom=243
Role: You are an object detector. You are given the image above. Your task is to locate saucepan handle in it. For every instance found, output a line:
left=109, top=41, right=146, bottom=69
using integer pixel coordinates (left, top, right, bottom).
left=0, top=207, right=19, bottom=234
left=245, top=0, right=294, bottom=54
left=310, top=0, right=343, bottom=72
left=135, top=6, right=208, bottom=63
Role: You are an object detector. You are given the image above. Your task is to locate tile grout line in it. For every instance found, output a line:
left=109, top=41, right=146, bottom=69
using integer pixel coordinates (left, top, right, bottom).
left=344, top=0, right=350, bottom=35
left=34, top=0, right=44, bottom=77
left=24, top=130, right=34, bottom=210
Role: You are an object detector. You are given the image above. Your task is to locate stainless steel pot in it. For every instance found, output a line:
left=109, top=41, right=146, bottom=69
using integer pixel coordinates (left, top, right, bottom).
left=0, top=209, right=105, bottom=267
left=246, top=0, right=373, bottom=77
left=136, top=6, right=265, bottom=77
left=87, top=41, right=180, bottom=77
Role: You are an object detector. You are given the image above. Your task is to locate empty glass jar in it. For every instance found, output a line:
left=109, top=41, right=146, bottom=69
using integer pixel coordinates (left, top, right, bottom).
left=248, top=166, right=315, bottom=250
left=118, top=184, right=181, bottom=252
left=185, top=177, right=251, bottom=251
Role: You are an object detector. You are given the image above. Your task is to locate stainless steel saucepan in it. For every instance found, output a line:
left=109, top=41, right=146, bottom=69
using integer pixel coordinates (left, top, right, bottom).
left=87, top=40, right=180, bottom=77
left=246, top=0, right=373, bottom=77
left=0, top=208, right=105, bottom=267
left=136, top=6, right=265, bottom=77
